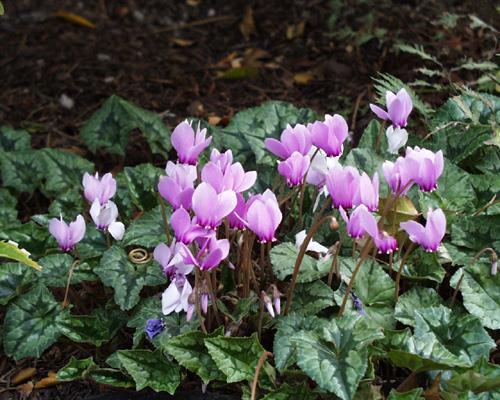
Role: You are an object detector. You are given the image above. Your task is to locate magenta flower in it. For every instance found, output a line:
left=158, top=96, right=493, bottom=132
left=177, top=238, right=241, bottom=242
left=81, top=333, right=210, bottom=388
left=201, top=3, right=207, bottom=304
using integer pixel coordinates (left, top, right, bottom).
left=326, top=166, right=360, bottom=209
left=171, top=121, right=212, bottom=165
left=182, top=236, right=230, bottom=271
left=210, top=149, right=233, bottom=173
left=192, top=182, right=237, bottom=229
left=400, top=208, right=446, bottom=252
left=158, top=161, right=197, bottom=210
left=82, top=172, right=116, bottom=205
left=227, top=193, right=247, bottom=230
left=277, top=151, right=310, bottom=186
left=265, top=123, right=312, bottom=160
left=308, top=114, right=349, bottom=157
left=370, top=88, right=413, bottom=128
left=170, top=207, right=211, bottom=244
left=382, top=158, right=413, bottom=195
left=49, top=214, right=86, bottom=252
left=154, top=242, right=193, bottom=277
left=404, top=147, right=444, bottom=192
left=358, top=210, right=398, bottom=254
left=353, top=172, right=379, bottom=212
left=246, top=189, right=282, bottom=243
left=339, top=205, right=370, bottom=238
left=202, top=161, right=256, bottom=193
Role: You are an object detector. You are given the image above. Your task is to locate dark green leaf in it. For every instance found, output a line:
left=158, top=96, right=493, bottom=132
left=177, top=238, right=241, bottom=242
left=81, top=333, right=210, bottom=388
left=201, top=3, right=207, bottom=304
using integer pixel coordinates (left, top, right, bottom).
left=3, top=283, right=69, bottom=360
left=262, top=382, right=316, bottom=400
left=445, top=357, right=500, bottom=395
left=0, top=220, right=51, bottom=258
left=0, top=262, right=36, bottom=305
left=127, top=297, right=163, bottom=347
left=164, top=328, right=225, bottom=384
left=0, top=150, right=42, bottom=193
left=393, top=248, right=446, bottom=283
left=205, top=333, right=273, bottom=384
left=387, top=388, right=424, bottom=399
left=0, top=188, right=18, bottom=228
left=292, top=315, right=384, bottom=400
left=451, top=215, right=500, bottom=252
left=94, top=246, right=166, bottom=310
left=450, top=263, right=500, bottom=330
left=345, top=148, right=385, bottom=177
left=117, top=349, right=181, bottom=394
left=57, top=357, right=97, bottom=382
left=0, top=126, right=31, bottom=152
left=38, top=253, right=96, bottom=287
left=88, top=368, right=135, bottom=388
left=122, top=206, right=168, bottom=248
left=75, top=225, right=107, bottom=260
left=395, top=287, right=443, bottom=326
left=216, top=293, right=258, bottom=323
left=80, top=95, right=171, bottom=157
left=291, top=280, right=335, bottom=314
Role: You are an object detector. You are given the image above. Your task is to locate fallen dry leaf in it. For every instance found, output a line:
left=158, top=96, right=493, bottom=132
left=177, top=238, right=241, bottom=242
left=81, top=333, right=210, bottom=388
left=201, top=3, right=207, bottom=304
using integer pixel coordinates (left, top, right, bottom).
left=12, top=368, right=37, bottom=385
left=17, top=381, right=34, bottom=397
left=286, top=21, right=305, bottom=40
left=34, top=371, right=58, bottom=389
left=186, top=0, right=201, bottom=6
left=171, top=37, right=195, bottom=47
left=293, top=72, right=315, bottom=85
left=239, top=6, right=256, bottom=41
left=55, top=10, right=96, bottom=29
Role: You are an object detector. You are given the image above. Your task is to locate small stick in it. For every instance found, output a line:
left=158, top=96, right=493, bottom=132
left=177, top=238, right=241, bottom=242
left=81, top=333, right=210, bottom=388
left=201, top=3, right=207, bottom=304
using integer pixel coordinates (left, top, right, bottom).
left=250, top=351, right=273, bottom=400
left=62, top=260, right=80, bottom=309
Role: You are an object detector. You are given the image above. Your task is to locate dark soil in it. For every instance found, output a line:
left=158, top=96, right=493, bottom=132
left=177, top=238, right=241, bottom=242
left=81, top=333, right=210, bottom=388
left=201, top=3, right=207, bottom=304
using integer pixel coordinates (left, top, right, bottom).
left=0, top=0, right=498, bottom=398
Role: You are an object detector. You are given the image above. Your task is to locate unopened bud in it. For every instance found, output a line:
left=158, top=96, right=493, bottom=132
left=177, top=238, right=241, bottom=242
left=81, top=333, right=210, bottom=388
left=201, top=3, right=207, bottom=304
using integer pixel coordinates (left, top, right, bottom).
left=330, top=216, right=339, bottom=231
left=261, top=291, right=275, bottom=318
left=200, top=293, right=209, bottom=314
left=492, top=260, right=498, bottom=276
left=271, top=284, right=281, bottom=315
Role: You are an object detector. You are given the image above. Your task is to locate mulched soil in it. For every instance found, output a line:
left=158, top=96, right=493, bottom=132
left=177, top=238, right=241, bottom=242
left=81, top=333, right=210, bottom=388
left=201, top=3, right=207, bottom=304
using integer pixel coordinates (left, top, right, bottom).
left=0, top=0, right=498, bottom=398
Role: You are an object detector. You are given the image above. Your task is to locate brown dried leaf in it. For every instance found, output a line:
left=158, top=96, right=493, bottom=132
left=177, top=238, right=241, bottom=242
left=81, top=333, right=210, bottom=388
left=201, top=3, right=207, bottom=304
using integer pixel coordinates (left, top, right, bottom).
left=286, top=21, right=305, bottom=40
left=171, top=37, right=195, bottom=47
left=12, top=368, right=36, bottom=385
left=34, top=371, right=58, bottom=389
left=17, top=382, right=34, bottom=397
left=293, top=72, right=315, bottom=85
left=55, top=10, right=96, bottom=29
left=239, top=6, right=256, bottom=41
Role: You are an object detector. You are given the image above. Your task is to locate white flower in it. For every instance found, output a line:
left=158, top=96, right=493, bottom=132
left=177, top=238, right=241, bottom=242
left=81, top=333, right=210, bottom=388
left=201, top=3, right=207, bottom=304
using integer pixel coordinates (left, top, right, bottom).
left=386, top=126, right=408, bottom=154
left=295, top=230, right=329, bottom=255
left=90, top=199, right=125, bottom=240
left=161, top=278, right=192, bottom=315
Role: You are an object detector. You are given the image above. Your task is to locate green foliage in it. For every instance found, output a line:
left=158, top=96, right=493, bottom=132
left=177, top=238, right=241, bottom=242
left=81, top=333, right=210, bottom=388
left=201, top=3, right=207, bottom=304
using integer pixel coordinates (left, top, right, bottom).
left=80, top=95, right=171, bottom=157
left=122, top=206, right=168, bottom=248
left=57, top=357, right=97, bottom=382
left=387, top=388, right=424, bottom=399
left=3, top=284, right=69, bottom=360
left=394, top=287, right=443, bottom=326
left=38, top=253, right=96, bottom=287
left=0, top=262, right=36, bottom=305
left=0, top=240, right=41, bottom=271
left=0, top=126, right=31, bottom=151
left=94, top=245, right=166, bottom=310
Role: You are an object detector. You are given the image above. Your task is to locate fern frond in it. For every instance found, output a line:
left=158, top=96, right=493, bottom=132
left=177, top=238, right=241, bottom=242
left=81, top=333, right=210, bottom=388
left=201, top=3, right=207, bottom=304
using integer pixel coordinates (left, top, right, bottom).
left=395, top=43, right=442, bottom=66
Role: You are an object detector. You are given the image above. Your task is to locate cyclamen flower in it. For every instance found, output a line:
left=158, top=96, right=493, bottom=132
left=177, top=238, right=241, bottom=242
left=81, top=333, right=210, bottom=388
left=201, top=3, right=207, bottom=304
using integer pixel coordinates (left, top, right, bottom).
left=339, top=205, right=370, bottom=239
left=158, top=161, right=197, bottom=210
left=201, top=161, right=256, bottom=193
left=358, top=210, right=398, bottom=254
left=370, top=88, right=413, bottom=128
left=182, top=236, right=230, bottom=271
left=400, top=208, right=446, bottom=252
left=353, top=172, right=379, bottom=212
left=326, top=166, right=360, bottom=209
left=145, top=319, right=164, bottom=340
left=246, top=189, right=282, bottom=243
left=49, top=214, right=86, bottom=252
left=404, top=147, right=444, bottom=192
left=162, top=275, right=193, bottom=315
left=192, top=182, right=237, bottom=229
left=306, top=148, right=339, bottom=188
left=261, top=291, right=275, bottom=318
left=171, top=120, right=212, bottom=165
left=170, top=208, right=211, bottom=245
left=308, top=114, right=349, bottom=157
left=210, top=149, right=233, bottom=173
left=295, top=230, right=329, bottom=254
left=277, top=151, right=310, bottom=186
left=265, top=123, right=312, bottom=159
left=227, top=193, right=248, bottom=230
left=382, top=159, right=413, bottom=195
left=82, top=172, right=116, bottom=205
left=272, top=285, right=281, bottom=316
left=154, top=242, right=191, bottom=277
left=386, top=126, right=408, bottom=154
left=90, top=200, right=125, bottom=240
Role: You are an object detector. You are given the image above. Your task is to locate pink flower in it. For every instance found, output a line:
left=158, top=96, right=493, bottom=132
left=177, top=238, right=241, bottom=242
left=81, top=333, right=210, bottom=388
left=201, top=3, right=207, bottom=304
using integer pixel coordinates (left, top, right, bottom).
left=305, top=149, right=339, bottom=188
left=308, top=114, right=349, bottom=157
left=339, top=205, right=369, bottom=238
left=49, top=214, right=86, bottom=252
left=210, top=149, right=233, bottom=173
left=181, top=236, right=230, bottom=271
left=277, top=151, right=310, bottom=186
left=326, top=166, right=360, bottom=209
left=192, top=182, right=237, bottom=229
left=170, top=207, right=211, bottom=244
left=403, top=147, right=444, bottom=192
left=202, top=161, right=256, bottom=193
left=89, top=199, right=125, bottom=240
left=353, top=172, right=379, bottom=212
left=227, top=193, right=248, bottom=230
left=400, top=208, right=446, bottom=252
left=82, top=172, right=116, bottom=205
left=246, top=189, right=282, bottom=243
left=162, top=274, right=193, bottom=315
left=382, top=158, right=413, bottom=195
left=171, top=121, right=212, bottom=165
left=158, top=161, right=197, bottom=210
left=358, top=209, right=398, bottom=254
left=265, top=123, right=312, bottom=159
left=370, top=88, right=413, bottom=128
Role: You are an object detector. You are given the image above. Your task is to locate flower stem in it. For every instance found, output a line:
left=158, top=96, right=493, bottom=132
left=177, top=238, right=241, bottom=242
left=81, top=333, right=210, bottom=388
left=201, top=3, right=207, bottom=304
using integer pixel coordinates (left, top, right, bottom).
left=157, top=193, right=171, bottom=243
left=250, top=351, right=273, bottom=400
left=327, top=240, right=342, bottom=287
left=205, top=270, right=222, bottom=326
left=394, top=242, right=416, bottom=301
left=450, top=247, right=498, bottom=306
left=338, top=239, right=373, bottom=316
left=284, top=206, right=332, bottom=315
left=195, top=268, right=207, bottom=334
left=62, top=260, right=80, bottom=309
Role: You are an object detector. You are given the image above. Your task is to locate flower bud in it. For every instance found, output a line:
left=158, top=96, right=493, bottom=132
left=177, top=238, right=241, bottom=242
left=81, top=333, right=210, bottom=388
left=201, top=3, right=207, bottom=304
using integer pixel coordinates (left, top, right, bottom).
left=261, top=291, right=275, bottom=318
left=330, top=216, right=339, bottom=231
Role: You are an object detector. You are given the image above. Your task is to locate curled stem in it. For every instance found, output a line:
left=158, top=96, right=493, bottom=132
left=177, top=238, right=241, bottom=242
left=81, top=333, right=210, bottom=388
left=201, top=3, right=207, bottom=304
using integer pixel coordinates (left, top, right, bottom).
left=250, top=351, right=273, bottom=400
left=450, top=247, right=498, bottom=306
left=394, top=242, right=416, bottom=301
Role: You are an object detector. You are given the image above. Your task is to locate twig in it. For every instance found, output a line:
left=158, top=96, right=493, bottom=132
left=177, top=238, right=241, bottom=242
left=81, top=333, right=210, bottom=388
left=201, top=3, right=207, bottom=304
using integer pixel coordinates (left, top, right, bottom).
left=250, top=351, right=273, bottom=400
left=62, top=260, right=80, bottom=309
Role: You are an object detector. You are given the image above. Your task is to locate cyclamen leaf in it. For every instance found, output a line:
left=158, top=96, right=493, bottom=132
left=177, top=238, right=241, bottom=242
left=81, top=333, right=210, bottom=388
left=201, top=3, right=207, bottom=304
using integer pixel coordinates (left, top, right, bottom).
left=164, top=328, right=225, bottom=384
left=0, top=241, right=41, bottom=271
left=122, top=206, right=168, bottom=248
left=445, top=357, right=500, bottom=395
left=394, top=287, right=443, bottom=327
left=0, top=126, right=31, bottom=152
left=450, top=263, right=500, bottom=330
left=291, top=280, right=335, bottom=314
left=88, top=368, right=135, bottom=388
left=292, top=315, right=383, bottom=400
left=117, top=350, right=181, bottom=394
left=387, top=388, right=424, bottom=399
left=0, top=262, right=36, bottom=305
left=38, top=253, right=96, bottom=287
left=216, top=293, right=258, bottom=324
left=0, top=150, right=42, bottom=193
left=3, top=283, right=69, bottom=360
left=204, top=333, right=273, bottom=384
left=57, top=357, right=97, bottom=382
left=270, top=242, right=330, bottom=283
left=94, top=246, right=166, bottom=311
left=451, top=215, right=500, bottom=253
left=262, top=382, right=316, bottom=400
left=80, top=95, right=171, bottom=157
left=0, top=188, right=18, bottom=228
